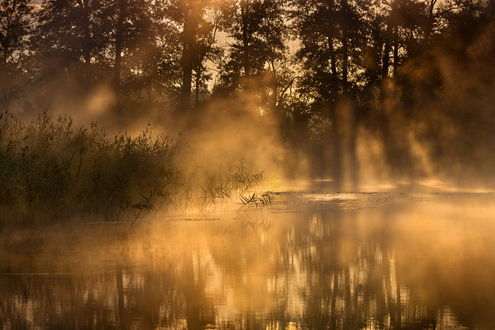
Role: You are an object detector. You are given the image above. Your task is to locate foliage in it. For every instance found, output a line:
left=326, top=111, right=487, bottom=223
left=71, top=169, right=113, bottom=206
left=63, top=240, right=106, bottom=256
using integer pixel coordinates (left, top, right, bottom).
left=0, top=112, right=263, bottom=223
left=0, top=112, right=173, bottom=222
left=1, top=0, right=495, bottom=187
left=170, top=155, right=264, bottom=212
left=240, top=191, right=273, bottom=208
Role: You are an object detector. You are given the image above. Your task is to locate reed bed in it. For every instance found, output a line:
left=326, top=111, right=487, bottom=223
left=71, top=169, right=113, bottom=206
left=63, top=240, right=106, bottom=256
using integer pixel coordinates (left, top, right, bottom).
left=0, top=112, right=262, bottom=224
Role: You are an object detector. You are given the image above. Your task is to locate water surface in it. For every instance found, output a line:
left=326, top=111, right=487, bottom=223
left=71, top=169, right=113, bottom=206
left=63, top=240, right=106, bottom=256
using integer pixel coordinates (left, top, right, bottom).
left=1, top=192, right=495, bottom=329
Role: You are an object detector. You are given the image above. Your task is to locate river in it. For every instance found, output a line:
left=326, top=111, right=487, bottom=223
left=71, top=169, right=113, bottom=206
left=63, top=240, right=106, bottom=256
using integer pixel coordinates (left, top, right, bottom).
left=1, top=191, right=495, bottom=329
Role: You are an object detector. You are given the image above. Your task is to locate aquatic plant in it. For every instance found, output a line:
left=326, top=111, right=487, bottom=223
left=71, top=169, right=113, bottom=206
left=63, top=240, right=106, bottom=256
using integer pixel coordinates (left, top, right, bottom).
left=0, top=112, right=263, bottom=223
left=240, top=192, right=273, bottom=208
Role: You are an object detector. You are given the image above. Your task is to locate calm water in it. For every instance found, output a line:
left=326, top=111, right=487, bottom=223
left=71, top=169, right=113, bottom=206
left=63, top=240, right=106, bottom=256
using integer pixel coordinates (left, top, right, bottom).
left=1, top=192, right=495, bottom=329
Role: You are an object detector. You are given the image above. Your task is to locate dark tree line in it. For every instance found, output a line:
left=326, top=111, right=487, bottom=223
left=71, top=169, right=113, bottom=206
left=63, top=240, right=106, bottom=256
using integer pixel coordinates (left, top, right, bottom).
left=1, top=0, right=495, bottom=185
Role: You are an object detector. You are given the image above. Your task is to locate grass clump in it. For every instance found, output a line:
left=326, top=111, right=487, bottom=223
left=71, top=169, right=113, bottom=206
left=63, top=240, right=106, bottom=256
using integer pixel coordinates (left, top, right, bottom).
left=0, top=112, right=175, bottom=223
left=171, top=161, right=263, bottom=212
left=0, top=112, right=263, bottom=224
left=240, top=192, right=273, bottom=208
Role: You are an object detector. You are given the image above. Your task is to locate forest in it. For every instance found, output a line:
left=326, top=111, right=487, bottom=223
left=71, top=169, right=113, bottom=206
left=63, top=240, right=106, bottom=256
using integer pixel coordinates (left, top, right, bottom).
left=3, top=2, right=495, bottom=329
left=1, top=0, right=495, bottom=222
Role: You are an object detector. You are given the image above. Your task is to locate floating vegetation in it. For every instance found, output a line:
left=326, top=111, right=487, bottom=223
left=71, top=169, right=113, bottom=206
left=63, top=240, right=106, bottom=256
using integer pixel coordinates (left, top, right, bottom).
left=240, top=192, right=274, bottom=209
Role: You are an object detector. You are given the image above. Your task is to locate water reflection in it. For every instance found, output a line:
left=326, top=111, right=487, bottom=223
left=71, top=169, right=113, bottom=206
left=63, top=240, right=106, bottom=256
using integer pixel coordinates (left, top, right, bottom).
left=1, top=193, right=495, bottom=329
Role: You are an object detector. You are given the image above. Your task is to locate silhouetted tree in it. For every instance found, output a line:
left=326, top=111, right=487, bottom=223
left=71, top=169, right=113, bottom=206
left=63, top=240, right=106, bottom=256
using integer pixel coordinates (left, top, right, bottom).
left=33, top=0, right=109, bottom=89
left=1, top=0, right=495, bottom=184
left=216, top=0, right=287, bottom=94
left=0, top=0, right=31, bottom=65
left=0, top=0, right=33, bottom=109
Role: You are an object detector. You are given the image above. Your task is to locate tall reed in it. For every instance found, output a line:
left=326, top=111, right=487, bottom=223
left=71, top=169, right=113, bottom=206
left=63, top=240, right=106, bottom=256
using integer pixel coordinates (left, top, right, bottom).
left=0, top=112, right=263, bottom=224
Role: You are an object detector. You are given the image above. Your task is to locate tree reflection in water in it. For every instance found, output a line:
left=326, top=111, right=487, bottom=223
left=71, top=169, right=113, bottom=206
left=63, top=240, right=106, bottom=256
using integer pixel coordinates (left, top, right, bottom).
left=1, top=193, right=494, bottom=329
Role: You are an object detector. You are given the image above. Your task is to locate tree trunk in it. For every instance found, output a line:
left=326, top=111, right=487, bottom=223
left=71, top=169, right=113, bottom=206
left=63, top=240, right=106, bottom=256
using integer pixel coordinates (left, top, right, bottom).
left=393, top=26, right=399, bottom=76
left=1, top=17, right=10, bottom=65
left=1, top=14, right=10, bottom=65
left=2, top=46, right=8, bottom=66
left=328, top=34, right=338, bottom=95
left=489, top=0, right=495, bottom=15
left=180, top=0, right=196, bottom=110
left=426, top=0, right=437, bottom=38
left=79, top=3, right=92, bottom=91
left=194, top=64, right=202, bottom=108
left=340, top=0, right=349, bottom=94
left=114, top=0, right=124, bottom=92
left=328, top=34, right=342, bottom=185
left=342, top=31, right=349, bottom=94
left=81, top=2, right=91, bottom=66
left=240, top=0, right=250, bottom=77
left=382, top=39, right=390, bottom=78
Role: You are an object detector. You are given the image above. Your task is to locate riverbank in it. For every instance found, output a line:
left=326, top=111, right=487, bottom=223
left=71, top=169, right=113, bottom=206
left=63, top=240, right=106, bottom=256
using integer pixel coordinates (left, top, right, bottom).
left=0, top=112, right=263, bottom=225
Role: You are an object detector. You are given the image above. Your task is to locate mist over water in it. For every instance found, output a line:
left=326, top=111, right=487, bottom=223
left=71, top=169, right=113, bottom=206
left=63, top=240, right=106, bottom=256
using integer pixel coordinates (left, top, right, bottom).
left=3, top=0, right=495, bottom=191
left=2, top=192, right=495, bottom=329
left=2, top=0, right=495, bottom=329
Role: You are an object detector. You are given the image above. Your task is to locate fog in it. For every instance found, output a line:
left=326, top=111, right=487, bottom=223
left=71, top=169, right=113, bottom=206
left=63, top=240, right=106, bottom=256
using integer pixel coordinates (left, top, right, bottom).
left=2, top=1, right=495, bottom=328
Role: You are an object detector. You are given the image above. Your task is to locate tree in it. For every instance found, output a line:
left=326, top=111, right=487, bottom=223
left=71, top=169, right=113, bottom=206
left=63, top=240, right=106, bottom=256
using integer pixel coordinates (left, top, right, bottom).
left=290, top=0, right=369, bottom=184
left=0, top=0, right=32, bottom=65
left=35, top=0, right=109, bottom=66
left=33, top=0, right=176, bottom=114
left=0, top=0, right=33, bottom=109
left=105, top=0, right=163, bottom=95
left=33, top=0, right=110, bottom=94
left=216, top=0, right=287, bottom=95
left=158, top=0, right=216, bottom=111
left=384, top=0, right=434, bottom=76
left=179, top=0, right=200, bottom=109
